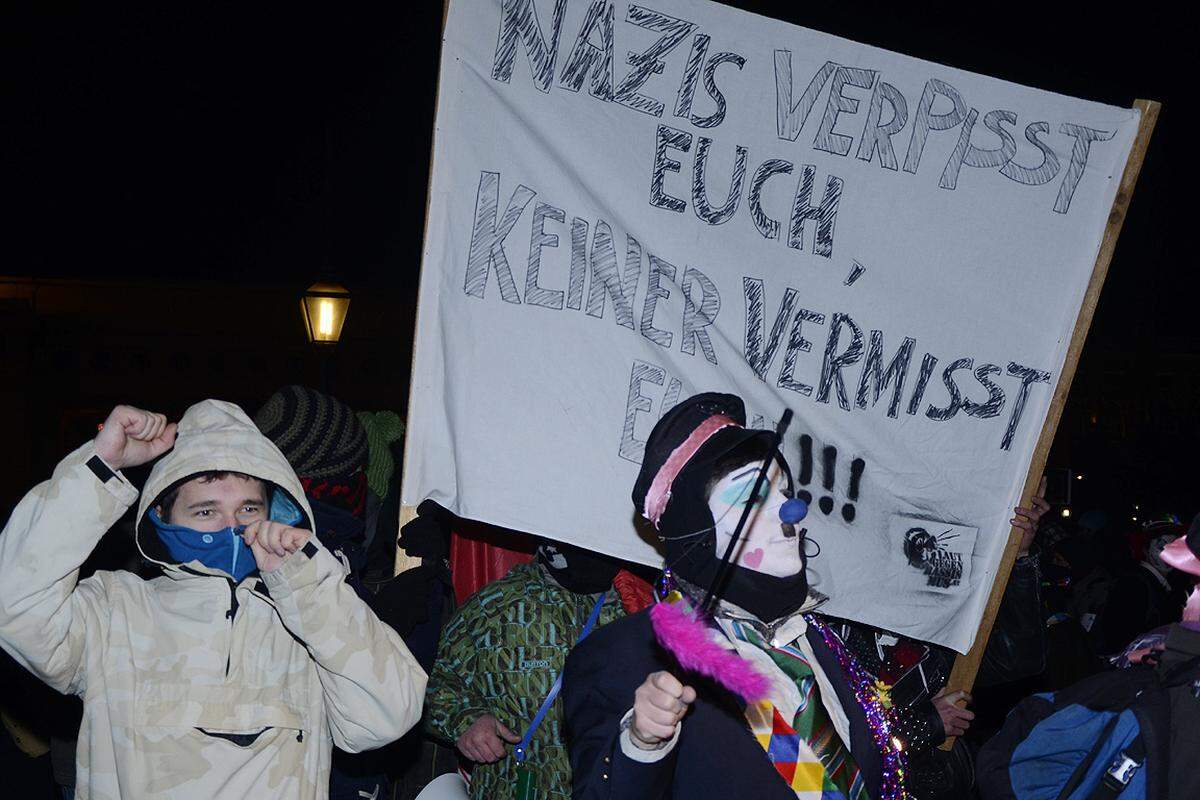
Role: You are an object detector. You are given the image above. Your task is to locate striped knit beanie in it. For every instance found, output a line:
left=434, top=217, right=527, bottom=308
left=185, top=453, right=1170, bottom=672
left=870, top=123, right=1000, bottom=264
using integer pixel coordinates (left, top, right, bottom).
left=254, top=385, right=368, bottom=480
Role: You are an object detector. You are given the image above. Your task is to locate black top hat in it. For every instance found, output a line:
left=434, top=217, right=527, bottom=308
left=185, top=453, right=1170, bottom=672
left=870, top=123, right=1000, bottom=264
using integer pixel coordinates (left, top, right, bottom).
left=631, top=392, right=775, bottom=527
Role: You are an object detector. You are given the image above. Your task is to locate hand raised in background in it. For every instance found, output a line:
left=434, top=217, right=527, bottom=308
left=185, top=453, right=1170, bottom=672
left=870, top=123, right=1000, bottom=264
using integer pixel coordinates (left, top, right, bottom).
left=1011, top=475, right=1050, bottom=554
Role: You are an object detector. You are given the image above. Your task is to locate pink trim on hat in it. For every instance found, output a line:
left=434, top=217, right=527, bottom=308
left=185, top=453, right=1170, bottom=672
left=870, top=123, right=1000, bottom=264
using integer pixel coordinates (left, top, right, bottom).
left=643, top=414, right=738, bottom=528
left=1162, top=536, right=1200, bottom=622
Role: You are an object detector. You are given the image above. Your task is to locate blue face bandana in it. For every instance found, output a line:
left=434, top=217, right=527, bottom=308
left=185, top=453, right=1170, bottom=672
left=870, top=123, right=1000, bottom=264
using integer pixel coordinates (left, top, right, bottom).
left=149, top=508, right=256, bottom=582
left=150, top=489, right=306, bottom=582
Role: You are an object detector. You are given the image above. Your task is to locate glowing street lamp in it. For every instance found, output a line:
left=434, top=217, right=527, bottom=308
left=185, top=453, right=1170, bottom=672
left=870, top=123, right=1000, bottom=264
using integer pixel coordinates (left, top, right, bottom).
left=301, top=282, right=351, bottom=345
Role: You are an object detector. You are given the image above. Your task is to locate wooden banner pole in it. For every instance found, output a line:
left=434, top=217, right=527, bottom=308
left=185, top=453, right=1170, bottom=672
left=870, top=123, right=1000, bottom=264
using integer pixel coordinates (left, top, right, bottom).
left=395, top=0, right=452, bottom=577
left=941, top=98, right=1161, bottom=749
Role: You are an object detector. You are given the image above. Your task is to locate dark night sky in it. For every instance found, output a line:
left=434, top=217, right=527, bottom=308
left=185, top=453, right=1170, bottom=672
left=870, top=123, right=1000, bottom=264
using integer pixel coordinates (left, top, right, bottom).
left=5, top=4, right=1179, bottom=294
left=6, top=5, right=446, bottom=288
left=3, top=3, right=1189, bottom=512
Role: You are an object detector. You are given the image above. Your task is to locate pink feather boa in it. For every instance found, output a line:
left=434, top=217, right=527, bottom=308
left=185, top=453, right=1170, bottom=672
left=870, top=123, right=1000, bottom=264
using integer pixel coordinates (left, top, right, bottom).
left=649, top=600, right=771, bottom=703
left=1162, top=536, right=1200, bottom=622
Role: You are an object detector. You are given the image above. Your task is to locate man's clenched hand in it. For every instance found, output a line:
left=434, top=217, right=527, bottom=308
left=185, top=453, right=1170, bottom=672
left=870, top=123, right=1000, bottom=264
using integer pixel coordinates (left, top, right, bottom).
left=630, top=671, right=695, bottom=749
left=94, top=406, right=176, bottom=470
left=242, top=521, right=311, bottom=573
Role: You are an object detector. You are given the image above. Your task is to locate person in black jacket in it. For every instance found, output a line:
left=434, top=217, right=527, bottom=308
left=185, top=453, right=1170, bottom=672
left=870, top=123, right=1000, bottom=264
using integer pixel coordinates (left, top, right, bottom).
left=1092, top=523, right=1188, bottom=656
left=563, top=394, right=884, bottom=800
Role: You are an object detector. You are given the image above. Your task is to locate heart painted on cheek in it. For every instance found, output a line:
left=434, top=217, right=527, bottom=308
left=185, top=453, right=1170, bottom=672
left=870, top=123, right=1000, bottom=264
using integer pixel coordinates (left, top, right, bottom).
left=741, top=548, right=764, bottom=569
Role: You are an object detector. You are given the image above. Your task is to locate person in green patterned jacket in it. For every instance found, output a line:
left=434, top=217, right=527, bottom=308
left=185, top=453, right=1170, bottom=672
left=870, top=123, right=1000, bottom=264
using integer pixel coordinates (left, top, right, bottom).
left=425, top=541, right=626, bottom=800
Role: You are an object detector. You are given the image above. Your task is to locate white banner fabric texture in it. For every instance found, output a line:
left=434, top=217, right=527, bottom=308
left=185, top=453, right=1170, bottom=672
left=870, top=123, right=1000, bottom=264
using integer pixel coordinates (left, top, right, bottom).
left=403, top=0, right=1140, bottom=652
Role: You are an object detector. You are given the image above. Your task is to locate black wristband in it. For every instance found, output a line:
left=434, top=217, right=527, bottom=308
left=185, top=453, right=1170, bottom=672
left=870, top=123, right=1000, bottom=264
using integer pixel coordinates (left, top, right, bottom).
left=86, top=455, right=117, bottom=484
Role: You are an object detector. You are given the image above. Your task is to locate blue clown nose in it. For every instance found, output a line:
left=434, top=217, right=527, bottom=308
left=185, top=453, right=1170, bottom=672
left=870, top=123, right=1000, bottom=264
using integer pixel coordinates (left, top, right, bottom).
left=779, top=497, right=808, bottom=524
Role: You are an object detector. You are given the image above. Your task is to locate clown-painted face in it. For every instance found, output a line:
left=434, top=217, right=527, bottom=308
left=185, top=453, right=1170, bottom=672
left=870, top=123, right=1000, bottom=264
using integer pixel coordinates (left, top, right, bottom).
left=707, top=459, right=804, bottom=578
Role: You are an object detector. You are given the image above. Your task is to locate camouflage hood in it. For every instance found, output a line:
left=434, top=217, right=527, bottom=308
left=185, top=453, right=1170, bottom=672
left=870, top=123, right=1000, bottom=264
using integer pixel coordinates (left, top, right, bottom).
left=135, top=399, right=314, bottom=574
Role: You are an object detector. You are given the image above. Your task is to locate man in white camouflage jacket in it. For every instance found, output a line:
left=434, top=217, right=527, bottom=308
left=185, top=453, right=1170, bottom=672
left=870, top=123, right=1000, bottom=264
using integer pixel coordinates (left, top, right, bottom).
left=0, top=400, right=427, bottom=799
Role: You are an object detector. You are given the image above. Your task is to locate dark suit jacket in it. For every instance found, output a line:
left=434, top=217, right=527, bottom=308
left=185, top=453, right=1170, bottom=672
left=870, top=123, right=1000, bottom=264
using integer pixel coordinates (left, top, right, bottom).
left=562, top=609, right=882, bottom=799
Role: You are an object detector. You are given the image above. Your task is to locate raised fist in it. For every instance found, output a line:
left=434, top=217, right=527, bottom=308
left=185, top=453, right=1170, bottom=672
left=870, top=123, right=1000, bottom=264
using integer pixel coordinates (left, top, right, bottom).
left=94, top=405, right=176, bottom=470
left=630, top=670, right=696, bottom=749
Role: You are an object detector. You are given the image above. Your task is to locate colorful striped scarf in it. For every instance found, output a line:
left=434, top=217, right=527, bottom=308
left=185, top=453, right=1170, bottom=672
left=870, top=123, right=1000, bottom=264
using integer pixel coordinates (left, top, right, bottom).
left=730, top=621, right=867, bottom=799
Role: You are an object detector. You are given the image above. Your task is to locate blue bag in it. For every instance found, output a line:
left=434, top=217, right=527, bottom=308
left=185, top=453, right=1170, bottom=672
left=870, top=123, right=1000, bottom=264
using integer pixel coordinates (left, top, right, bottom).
left=978, top=651, right=1200, bottom=799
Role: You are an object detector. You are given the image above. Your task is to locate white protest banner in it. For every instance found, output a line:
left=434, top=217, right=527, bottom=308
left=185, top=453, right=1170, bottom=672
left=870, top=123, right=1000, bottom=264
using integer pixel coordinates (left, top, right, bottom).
left=402, top=0, right=1141, bottom=651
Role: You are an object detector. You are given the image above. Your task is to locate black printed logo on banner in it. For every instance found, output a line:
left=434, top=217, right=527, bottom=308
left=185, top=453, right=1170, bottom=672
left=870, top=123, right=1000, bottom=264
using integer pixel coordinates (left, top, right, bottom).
left=903, top=527, right=964, bottom=589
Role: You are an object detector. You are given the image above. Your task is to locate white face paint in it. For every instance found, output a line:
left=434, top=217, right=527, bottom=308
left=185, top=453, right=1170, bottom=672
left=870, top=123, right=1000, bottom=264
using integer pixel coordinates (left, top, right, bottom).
left=707, top=460, right=804, bottom=578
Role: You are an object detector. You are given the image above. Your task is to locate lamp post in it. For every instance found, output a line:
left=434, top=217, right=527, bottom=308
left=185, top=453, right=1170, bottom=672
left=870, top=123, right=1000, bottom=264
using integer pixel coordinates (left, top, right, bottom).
left=301, top=282, right=351, bottom=345
left=301, top=282, right=350, bottom=392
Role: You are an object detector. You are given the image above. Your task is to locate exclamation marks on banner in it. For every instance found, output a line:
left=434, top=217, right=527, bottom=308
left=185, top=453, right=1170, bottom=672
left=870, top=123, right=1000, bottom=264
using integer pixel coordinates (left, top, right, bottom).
left=843, top=457, right=865, bottom=522
left=820, top=445, right=838, bottom=516
left=797, top=434, right=815, bottom=507
left=796, top=434, right=865, bottom=523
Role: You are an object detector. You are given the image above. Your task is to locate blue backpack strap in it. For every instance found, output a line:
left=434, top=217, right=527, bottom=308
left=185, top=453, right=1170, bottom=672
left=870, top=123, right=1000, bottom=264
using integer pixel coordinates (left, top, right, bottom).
left=1087, top=736, right=1146, bottom=800
left=513, top=593, right=608, bottom=765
